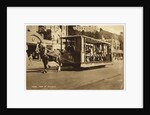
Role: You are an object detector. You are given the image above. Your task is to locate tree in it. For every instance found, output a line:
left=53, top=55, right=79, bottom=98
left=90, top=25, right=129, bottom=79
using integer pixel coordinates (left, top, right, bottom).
left=81, top=30, right=85, bottom=35
left=95, top=31, right=101, bottom=39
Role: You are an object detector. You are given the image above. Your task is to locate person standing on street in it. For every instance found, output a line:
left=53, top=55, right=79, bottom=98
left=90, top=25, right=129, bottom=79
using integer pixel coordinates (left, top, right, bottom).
left=38, top=42, right=49, bottom=73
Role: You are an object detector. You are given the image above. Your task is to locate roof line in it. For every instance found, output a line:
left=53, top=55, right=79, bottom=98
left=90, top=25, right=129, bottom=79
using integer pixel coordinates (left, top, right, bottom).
left=61, top=35, right=111, bottom=44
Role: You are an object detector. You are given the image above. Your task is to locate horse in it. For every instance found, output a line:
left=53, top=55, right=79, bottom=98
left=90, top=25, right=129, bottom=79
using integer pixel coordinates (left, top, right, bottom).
left=37, top=43, right=62, bottom=73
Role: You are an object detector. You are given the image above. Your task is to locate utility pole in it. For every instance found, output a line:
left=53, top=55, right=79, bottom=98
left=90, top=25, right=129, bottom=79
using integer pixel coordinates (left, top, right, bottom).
left=66, top=25, right=68, bottom=36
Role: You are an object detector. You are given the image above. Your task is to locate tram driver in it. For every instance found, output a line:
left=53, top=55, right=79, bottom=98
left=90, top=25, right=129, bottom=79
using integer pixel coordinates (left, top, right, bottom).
left=65, top=42, right=75, bottom=53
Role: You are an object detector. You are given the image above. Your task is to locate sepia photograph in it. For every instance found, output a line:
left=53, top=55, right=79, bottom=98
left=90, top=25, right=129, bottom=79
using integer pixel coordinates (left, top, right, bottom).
left=26, top=25, right=124, bottom=90
left=7, top=6, right=143, bottom=108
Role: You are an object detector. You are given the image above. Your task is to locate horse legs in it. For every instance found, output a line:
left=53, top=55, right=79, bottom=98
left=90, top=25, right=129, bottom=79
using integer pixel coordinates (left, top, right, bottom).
left=41, top=57, right=48, bottom=73
left=56, top=57, right=61, bottom=72
left=56, top=64, right=61, bottom=72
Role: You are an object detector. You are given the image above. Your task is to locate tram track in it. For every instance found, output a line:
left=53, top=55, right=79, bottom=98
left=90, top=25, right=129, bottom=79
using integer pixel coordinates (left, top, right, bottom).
left=73, top=74, right=122, bottom=89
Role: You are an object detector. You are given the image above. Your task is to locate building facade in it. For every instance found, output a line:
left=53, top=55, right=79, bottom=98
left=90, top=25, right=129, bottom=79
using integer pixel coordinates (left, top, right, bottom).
left=26, top=25, right=67, bottom=48
left=100, top=29, right=124, bottom=60
left=26, top=25, right=67, bottom=59
left=26, top=25, right=123, bottom=61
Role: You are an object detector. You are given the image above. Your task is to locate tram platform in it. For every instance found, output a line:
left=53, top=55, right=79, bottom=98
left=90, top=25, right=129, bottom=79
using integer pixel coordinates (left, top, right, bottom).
left=81, top=62, right=113, bottom=68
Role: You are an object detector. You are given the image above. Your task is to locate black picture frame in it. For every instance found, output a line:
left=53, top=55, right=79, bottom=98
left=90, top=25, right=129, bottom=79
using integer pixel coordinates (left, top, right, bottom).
left=1, top=0, right=148, bottom=112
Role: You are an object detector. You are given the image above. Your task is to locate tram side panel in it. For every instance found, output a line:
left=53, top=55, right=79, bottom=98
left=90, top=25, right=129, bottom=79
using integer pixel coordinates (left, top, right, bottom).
left=60, top=36, right=81, bottom=68
left=73, top=37, right=81, bottom=67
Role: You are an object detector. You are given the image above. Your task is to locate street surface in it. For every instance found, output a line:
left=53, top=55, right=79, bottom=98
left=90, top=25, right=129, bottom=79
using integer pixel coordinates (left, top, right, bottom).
left=26, top=60, right=124, bottom=90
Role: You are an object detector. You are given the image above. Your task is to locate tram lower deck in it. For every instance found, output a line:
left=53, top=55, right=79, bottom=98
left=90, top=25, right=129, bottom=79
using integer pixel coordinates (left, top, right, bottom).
left=60, top=35, right=112, bottom=68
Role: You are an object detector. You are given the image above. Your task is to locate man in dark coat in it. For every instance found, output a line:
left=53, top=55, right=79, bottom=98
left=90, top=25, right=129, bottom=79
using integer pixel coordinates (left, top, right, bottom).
left=38, top=42, right=49, bottom=73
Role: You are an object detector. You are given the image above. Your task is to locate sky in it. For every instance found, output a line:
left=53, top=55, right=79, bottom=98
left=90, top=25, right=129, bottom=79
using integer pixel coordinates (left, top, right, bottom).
left=98, top=25, right=124, bottom=35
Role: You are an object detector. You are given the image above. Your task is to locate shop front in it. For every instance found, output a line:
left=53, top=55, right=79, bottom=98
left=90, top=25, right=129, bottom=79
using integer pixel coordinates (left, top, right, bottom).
left=26, top=32, right=53, bottom=60
left=112, top=50, right=123, bottom=61
left=26, top=33, right=43, bottom=59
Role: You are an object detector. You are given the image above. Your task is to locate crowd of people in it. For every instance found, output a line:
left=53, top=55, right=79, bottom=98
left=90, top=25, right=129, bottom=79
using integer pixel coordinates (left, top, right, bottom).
left=85, top=44, right=112, bottom=63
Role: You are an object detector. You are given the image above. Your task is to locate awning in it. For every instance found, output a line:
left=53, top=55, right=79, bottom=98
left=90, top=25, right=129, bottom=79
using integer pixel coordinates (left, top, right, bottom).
left=26, top=32, right=43, bottom=44
left=26, top=32, right=53, bottom=45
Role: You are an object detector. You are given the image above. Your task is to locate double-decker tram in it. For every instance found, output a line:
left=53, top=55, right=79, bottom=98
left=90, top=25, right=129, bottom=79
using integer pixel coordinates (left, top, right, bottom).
left=60, top=35, right=112, bottom=68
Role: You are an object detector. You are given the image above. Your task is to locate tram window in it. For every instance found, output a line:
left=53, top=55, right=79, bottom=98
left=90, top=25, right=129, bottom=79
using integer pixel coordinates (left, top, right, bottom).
left=63, top=38, right=76, bottom=53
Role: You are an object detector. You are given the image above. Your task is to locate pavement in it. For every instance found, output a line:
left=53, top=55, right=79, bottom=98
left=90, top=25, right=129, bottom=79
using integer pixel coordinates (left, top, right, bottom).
left=26, top=60, right=124, bottom=90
